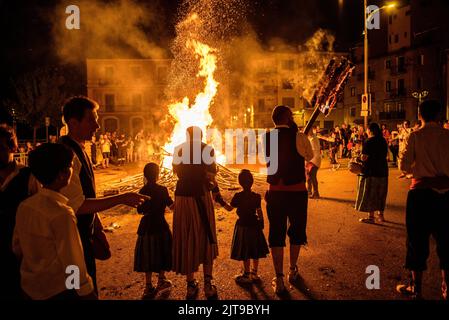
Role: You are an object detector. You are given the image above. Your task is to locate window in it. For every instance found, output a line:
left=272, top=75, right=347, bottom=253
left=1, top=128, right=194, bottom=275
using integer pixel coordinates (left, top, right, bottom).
left=282, top=79, right=294, bottom=90
left=386, top=81, right=392, bottom=92
left=350, top=107, right=356, bottom=117
left=385, top=60, right=391, bottom=69
left=397, top=102, right=404, bottom=112
left=350, top=87, right=356, bottom=97
left=105, top=66, right=114, bottom=80
left=398, top=56, right=405, bottom=70
left=131, top=66, right=142, bottom=78
left=398, top=79, right=405, bottom=95
left=281, top=60, right=294, bottom=70
left=389, top=35, right=392, bottom=44
left=417, top=77, right=422, bottom=89
left=282, top=97, right=295, bottom=108
left=132, top=94, right=142, bottom=111
left=384, top=103, right=392, bottom=112
left=420, top=54, right=425, bottom=65
left=105, top=94, right=115, bottom=113
left=157, top=66, right=167, bottom=84
left=257, top=99, right=265, bottom=112
left=395, top=34, right=399, bottom=43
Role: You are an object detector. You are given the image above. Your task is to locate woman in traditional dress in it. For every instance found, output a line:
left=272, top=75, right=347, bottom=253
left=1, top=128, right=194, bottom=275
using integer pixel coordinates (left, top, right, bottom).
left=356, top=122, right=389, bottom=223
left=172, top=126, right=219, bottom=300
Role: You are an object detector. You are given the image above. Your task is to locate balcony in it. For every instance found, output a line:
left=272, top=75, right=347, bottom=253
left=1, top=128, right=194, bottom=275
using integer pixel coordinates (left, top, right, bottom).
left=388, top=88, right=407, bottom=99
left=390, top=65, right=407, bottom=75
left=379, top=111, right=406, bottom=120
left=356, top=70, right=376, bottom=81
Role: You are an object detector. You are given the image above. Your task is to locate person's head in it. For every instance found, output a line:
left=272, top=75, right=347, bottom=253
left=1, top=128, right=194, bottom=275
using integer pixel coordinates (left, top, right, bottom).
left=403, top=120, right=410, bottom=129
left=271, top=105, right=293, bottom=126
left=381, top=124, right=386, bottom=130
left=444, top=120, right=449, bottom=130
left=238, top=169, right=253, bottom=191
left=0, top=125, right=18, bottom=169
left=186, top=126, right=203, bottom=142
left=143, top=162, right=159, bottom=183
left=62, top=96, right=100, bottom=141
left=367, top=122, right=381, bottom=138
left=418, top=100, right=442, bottom=123
left=342, top=123, right=347, bottom=129
left=28, top=143, right=74, bottom=190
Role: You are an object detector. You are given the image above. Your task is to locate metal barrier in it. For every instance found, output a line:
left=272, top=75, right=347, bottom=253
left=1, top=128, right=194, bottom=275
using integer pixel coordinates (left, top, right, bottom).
left=14, top=153, right=28, bottom=166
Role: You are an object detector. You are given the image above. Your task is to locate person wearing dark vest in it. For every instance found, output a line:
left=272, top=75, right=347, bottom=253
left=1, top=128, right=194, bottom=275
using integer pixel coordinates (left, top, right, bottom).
left=172, top=126, right=219, bottom=300
left=263, top=105, right=313, bottom=295
left=397, top=100, right=449, bottom=300
left=59, top=96, right=149, bottom=294
left=0, top=125, right=38, bottom=299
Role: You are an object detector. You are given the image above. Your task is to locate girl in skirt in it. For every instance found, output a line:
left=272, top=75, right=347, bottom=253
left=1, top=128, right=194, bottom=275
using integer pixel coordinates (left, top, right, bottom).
left=134, top=163, right=174, bottom=299
left=230, top=170, right=269, bottom=284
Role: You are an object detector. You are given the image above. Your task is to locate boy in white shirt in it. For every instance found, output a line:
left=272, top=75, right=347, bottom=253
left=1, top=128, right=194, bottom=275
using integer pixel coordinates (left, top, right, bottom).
left=13, top=143, right=96, bottom=300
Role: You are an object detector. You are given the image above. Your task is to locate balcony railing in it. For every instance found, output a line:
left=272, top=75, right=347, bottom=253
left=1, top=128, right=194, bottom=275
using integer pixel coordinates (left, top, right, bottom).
left=378, top=111, right=406, bottom=120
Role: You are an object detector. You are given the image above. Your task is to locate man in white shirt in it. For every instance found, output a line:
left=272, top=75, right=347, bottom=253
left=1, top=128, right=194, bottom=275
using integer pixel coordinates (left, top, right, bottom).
left=397, top=100, right=449, bottom=300
left=59, top=96, right=149, bottom=293
left=307, top=126, right=321, bottom=199
left=13, top=143, right=95, bottom=300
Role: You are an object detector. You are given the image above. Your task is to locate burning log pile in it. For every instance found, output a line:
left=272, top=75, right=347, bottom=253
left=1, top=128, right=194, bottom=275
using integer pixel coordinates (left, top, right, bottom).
left=100, top=163, right=267, bottom=198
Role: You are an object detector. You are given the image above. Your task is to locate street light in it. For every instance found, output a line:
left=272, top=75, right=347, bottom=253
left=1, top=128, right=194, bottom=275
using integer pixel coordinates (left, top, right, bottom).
left=412, top=90, right=429, bottom=118
left=363, top=1, right=397, bottom=129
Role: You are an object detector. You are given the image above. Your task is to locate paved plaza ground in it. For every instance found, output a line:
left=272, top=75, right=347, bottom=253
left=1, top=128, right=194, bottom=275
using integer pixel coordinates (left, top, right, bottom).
left=94, top=159, right=444, bottom=300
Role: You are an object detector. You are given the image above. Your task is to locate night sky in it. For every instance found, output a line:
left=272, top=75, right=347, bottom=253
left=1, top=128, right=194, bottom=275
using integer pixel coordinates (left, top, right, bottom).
left=0, top=0, right=373, bottom=121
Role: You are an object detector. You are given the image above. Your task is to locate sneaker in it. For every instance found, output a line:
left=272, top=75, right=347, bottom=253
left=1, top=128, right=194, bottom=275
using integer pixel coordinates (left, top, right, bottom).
left=288, top=266, right=299, bottom=284
left=272, top=276, right=286, bottom=295
left=141, top=286, right=156, bottom=300
left=359, top=217, right=375, bottom=224
left=156, top=278, right=172, bottom=292
left=186, top=280, right=199, bottom=300
left=204, top=281, right=218, bottom=300
left=396, top=283, right=422, bottom=300
left=234, top=272, right=252, bottom=284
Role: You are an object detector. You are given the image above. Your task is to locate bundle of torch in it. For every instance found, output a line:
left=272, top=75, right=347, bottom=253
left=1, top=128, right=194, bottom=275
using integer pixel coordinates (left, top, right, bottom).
left=303, top=57, right=355, bottom=135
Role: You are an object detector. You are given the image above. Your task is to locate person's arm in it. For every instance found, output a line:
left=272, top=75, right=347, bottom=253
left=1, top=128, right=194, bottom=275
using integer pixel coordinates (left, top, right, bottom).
left=296, top=133, right=313, bottom=161
left=12, top=227, right=22, bottom=260
left=398, top=132, right=415, bottom=173
left=51, top=211, right=96, bottom=298
left=76, top=192, right=149, bottom=215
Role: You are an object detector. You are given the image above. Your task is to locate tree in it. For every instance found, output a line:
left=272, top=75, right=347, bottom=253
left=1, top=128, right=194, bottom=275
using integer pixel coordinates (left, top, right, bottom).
left=8, top=67, right=68, bottom=143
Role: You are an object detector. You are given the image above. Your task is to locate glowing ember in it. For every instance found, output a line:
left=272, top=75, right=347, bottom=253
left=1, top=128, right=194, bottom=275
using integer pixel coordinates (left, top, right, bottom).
left=162, top=39, right=224, bottom=168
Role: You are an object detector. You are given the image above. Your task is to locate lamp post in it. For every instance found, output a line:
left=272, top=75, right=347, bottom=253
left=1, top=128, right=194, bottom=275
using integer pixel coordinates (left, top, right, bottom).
left=363, top=2, right=396, bottom=129
left=412, top=90, right=429, bottom=118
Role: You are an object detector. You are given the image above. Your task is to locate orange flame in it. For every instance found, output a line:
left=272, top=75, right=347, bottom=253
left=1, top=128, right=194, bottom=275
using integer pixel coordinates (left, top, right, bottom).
left=162, top=39, right=224, bottom=168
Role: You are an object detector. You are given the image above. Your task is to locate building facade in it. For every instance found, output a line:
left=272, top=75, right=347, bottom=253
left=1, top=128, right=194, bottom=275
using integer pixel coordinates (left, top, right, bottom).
left=343, top=1, right=449, bottom=128
left=86, top=59, right=171, bottom=136
left=246, top=50, right=347, bottom=130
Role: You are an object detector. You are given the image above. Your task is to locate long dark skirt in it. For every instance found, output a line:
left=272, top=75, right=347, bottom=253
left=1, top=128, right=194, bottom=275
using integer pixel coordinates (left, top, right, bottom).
left=231, top=224, right=269, bottom=261
left=134, top=230, right=172, bottom=273
left=355, top=176, right=388, bottom=212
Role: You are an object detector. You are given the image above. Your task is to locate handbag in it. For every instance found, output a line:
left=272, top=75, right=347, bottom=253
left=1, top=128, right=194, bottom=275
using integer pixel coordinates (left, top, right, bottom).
left=91, top=214, right=111, bottom=261
left=348, top=159, right=363, bottom=175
